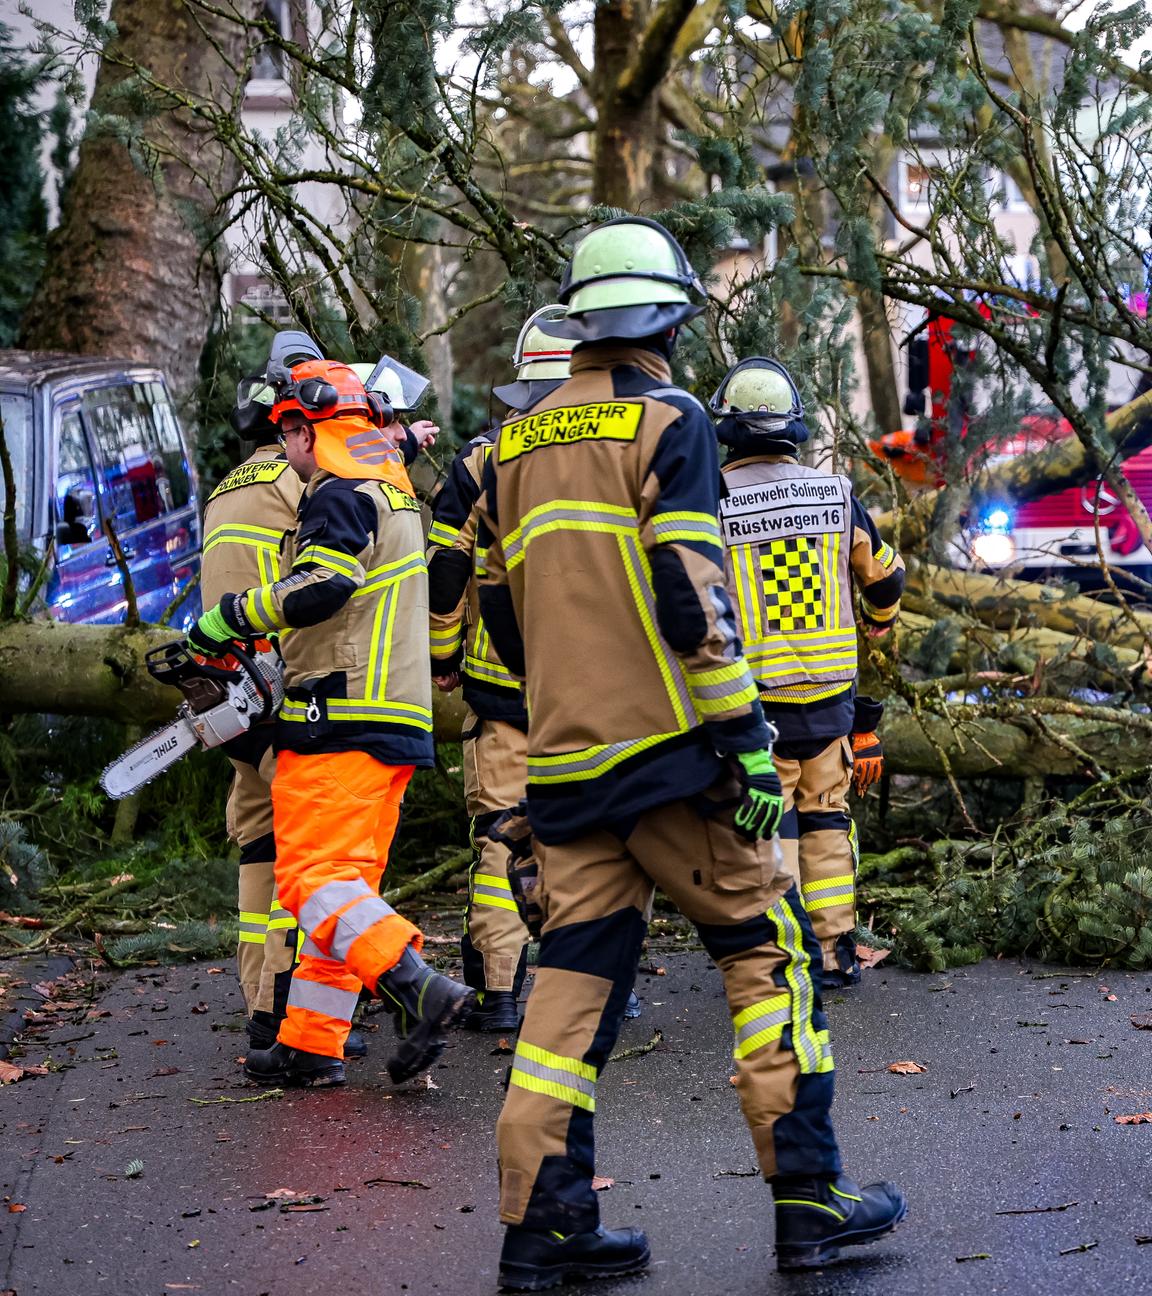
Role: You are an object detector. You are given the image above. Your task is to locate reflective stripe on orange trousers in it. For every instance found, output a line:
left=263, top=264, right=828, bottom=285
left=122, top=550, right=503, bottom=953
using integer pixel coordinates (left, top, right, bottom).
left=271, top=750, right=423, bottom=1057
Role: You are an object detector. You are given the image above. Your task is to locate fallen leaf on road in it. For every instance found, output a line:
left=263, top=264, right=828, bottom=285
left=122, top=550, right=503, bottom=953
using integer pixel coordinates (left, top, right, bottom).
left=186, top=1239, right=200, bottom=1249
left=592, top=1176, right=614, bottom=1191
left=191, top=1002, right=209, bottom=1015
left=282, top=1202, right=328, bottom=1213
left=0, top=1061, right=46, bottom=1084
left=1106, top=995, right=1118, bottom=1002
left=856, top=944, right=890, bottom=969
left=148, top=1067, right=180, bottom=1078
left=363, top=1177, right=430, bottom=1190
left=888, top=1061, right=926, bottom=1075
left=1130, top=1013, right=1152, bottom=1030
left=490, top=1038, right=514, bottom=1055
left=206, top=967, right=226, bottom=975
left=7, top=1203, right=27, bottom=1213
left=955, top=1253, right=991, bottom=1262
left=265, top=1188, right=301, bottom=1200
left=1115, top=1113, right=1152, bottom=1124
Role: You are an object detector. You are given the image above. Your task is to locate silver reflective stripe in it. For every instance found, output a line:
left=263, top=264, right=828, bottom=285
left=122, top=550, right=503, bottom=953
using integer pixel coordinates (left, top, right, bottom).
left=515, top=1052, right=598, bottom=1104
left=734, top=1002, right=791, bottom=1054
left=238, top=920, right=266, bottom=938
left=473, top=882, right=515, bottom=903
left=287, top=978, right=360, bottom=1022
left=328, top=894, right=400, bottom=964
left=300, top=936, right=325, bottom=958
left=504, top=503, right=638, bottom=564
left=643, top=385, right=707, bottom=413
left=299, top=879, right=378, bottom=937
left=692, top=677, right=753, bottom=701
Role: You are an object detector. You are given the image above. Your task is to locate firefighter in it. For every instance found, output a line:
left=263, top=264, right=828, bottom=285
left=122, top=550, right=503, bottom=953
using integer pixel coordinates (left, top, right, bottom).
left=186, top=335, right=474, bottom=1087
left=474, top=218, right=906, bottom=1287
left=199, top=377, right=302, bottom=1054
left=425, top=306, right=573, bottom=1032
left=710, top=358, right=905, bottom=988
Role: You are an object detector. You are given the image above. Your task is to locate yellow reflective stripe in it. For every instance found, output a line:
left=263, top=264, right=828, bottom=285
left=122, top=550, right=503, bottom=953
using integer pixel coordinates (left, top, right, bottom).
left=692, top=685, right=758, bottom=716
left=295, top=544, right=360, bottom=577
left=802, top=874, right=855, bottom=895
left=280, top=698, right=433, bottom=730
left=474, top=872, right=513, bottom=891
left=506, top=518, right=638, bottom=570
left=684, top=661, right=751, bottom=688
left=760, top=681, right=853, bottom=705
left=860, top=596, right=898, bottom=623
left=242, top=584, right=281, bottom=633
left=775, top=1199, right=845, bottom=1220
left=430, top=623, right=463, bottom=645
left=816, top=1028, right=834, bottom=1073
left=769, top=898, right=824, bottom=1074
left=503, top=500, right=638, bottom=569
left=527, top=731, right=683, bottom=784
left=874, top=540, right=896, bottom=567
left=475, top=544, right=489, bottom=576
left=377, top=586, right=400, bottom=700
left=464, top=655, right=521, bottom=687
left=238, top=931, right=267, bottom=944
left=266, top=916, right=296, bottom=930
left=732, top=991, right=791, bottom=1059
left=367, top=586, right=392, bottom=700
left=256, top=544, right=275, bottom=587
left=732, top=544, right=763, bottom=644
left=428, top=520, right=461, bottom=547
left=510, top=1040, right=598, bottom=1111
left=651, top=510, right=721, bottom=528
left=354, top=551, right=426, bottom=597
left=238, top=910, right=269, bottom=925
left=473, top=893, right=521, bottom=913
left=515, top=1040, right=597, bottom=1082
left=617, top=535, right=694, bottom=731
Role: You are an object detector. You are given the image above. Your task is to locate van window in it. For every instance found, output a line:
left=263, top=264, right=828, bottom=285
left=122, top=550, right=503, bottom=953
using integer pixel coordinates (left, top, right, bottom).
left=0, top=392, right=31, bottom=537
left=55, top=410, right=101, bottom=551
left=83, top=383, right=191, bottom=529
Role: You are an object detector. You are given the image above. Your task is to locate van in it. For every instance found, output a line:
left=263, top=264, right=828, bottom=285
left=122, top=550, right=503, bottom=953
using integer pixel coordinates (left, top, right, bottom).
left=0, top=351, right=202, bottom=627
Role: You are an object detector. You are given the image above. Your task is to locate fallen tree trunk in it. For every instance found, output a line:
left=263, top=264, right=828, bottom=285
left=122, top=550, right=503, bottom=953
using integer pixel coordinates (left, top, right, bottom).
left=905, top=563, right=1152, bottom=651
left=0, top=620, right=469, bottom=737
left=875, top=388, right=1152, bottom=552
left=882, top=703, right=1151, bottom=777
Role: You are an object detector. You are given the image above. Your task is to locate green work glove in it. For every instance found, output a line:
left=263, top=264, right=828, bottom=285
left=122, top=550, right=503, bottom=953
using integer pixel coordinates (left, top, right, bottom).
left=187, top=601, right=237, bottom=658
left=733, top=748, right=785, bottom=841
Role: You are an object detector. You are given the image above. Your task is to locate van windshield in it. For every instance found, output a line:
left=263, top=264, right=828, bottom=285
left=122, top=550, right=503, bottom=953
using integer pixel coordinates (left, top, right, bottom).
left=0, top=392, right=31, bottom=538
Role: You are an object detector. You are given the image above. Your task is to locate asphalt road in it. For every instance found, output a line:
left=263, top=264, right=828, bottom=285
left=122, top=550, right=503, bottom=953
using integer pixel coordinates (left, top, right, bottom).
left=2, top=954, right=1152, bottom=1296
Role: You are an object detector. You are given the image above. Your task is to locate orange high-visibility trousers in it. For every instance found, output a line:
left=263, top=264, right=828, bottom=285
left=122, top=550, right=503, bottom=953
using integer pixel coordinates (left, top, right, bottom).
left=271, top=751, right=423, bottom=1058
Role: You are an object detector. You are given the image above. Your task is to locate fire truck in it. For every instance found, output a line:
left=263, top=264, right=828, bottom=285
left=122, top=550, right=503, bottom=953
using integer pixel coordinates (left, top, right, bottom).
left=867, top=311, right=1152, bottom=590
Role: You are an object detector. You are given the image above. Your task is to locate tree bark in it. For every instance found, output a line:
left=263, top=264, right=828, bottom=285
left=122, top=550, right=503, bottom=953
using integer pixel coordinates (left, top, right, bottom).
left=906, top=563, right=1152, bottom=652
left=0, top=620, right=469, bottom=736
left=882, top=705, right=1149, bottom=778
left=20, top=0, right=261, bottom=408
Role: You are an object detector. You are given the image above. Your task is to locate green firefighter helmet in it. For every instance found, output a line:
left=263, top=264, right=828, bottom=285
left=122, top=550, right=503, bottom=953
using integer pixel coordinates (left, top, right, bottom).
left=493, top=305, right=573, bottom=409
left=538, top=217, right=705, bottom=343
left=709, top=356, right=806, bottom=442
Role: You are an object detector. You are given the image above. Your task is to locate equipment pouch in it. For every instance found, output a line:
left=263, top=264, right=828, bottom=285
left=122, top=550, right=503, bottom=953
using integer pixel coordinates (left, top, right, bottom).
left=693, top=771, right=775, bottom=894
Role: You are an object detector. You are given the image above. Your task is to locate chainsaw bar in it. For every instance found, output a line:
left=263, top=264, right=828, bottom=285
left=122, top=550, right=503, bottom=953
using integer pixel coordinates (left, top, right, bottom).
left=99, top=717, right=201, bottom=800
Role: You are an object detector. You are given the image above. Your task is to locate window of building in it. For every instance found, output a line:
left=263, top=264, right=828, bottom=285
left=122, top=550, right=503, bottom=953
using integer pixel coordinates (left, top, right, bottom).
left=901, top=158, right=936, bottom=208
left=249, top=0, right=292, bottom=87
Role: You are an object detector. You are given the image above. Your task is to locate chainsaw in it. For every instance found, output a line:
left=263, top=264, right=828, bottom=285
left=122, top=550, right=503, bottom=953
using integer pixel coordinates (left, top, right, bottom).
left=99, top=641, right=285, bottom=800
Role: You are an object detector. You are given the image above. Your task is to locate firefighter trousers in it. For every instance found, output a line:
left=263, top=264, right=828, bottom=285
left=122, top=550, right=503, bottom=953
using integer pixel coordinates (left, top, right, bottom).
left=271, top=751, right=423, bottom=1058
left=496, top=773, right=840, bottom=1231
left=461, top=712, right=531, bottom=993
left=227, top=744, right=296, bottom=1020
left=773, top=736, right=857, bottom=975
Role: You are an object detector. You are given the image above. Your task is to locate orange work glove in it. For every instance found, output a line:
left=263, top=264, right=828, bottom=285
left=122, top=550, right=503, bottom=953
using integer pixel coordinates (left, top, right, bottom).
left=851, top=730, right=883, bottom=795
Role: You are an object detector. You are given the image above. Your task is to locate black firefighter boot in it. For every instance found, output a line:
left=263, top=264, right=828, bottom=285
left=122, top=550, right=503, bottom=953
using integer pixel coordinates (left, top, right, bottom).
left=465, top=989, right=521, bottom=1033
left=773, top=1174, right=907, bottom=1271
left=376, top=945, right=476, bottom=1083
left=243, top=1041, right=346, bottom=1088
left=499, top=1225, right=651, bottom=1292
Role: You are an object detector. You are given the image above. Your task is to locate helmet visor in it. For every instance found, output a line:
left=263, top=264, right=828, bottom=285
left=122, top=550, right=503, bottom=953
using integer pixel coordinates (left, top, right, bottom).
left=355, top=356, right=431, bottom=413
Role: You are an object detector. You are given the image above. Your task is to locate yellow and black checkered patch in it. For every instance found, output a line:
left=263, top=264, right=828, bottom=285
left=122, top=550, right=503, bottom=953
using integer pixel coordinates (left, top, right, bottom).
left=761, top=537, right=825, bottom=632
